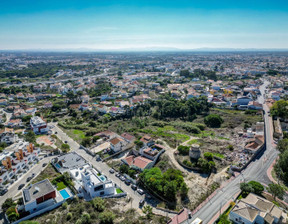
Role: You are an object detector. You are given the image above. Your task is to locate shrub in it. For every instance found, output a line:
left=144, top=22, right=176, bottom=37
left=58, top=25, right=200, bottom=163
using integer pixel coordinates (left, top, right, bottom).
left=62, top=201, right=68, bottom=209
left=66, top=212, right=72, bottom=220
left=177, top=145, right=190, bottom=155
left=204, top=152, right=213, bottom=160
left=227, top=145, right=234, bottom=151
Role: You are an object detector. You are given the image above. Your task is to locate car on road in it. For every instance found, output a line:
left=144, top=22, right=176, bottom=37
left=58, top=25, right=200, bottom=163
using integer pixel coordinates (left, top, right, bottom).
left=0, top=189, right=8, bottom=196
left=139, top=199, right=145, bottom=207
left=64, top=141, right=68, bottom=143
left=131, top=184, right=137, bottom=190
left=137, top=188, right=144, bottom=195
left=120, top=176, right=126, bottom=181
left=115, top=173, right=120, bottom=178
left=31, top=173, right=35, bottom=177
left=26, top=177, right=32, bottom=182
left=42, top=163, right=47, bottom=167
left=18, top=184, right=25, bottom=190
left=109, top=169, right=115, bottom=174
left=54, top=131, right=58, bottom=134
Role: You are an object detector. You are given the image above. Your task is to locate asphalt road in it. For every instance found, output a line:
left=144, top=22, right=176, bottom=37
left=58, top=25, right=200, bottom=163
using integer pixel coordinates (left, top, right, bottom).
left=50, top=123, right=174, bottom=218
left=192, top=79, right=279, bottom=223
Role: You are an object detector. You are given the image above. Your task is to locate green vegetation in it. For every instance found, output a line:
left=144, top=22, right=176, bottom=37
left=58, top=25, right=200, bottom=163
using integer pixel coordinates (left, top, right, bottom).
left=56, top=181, right=67, bottom=191
left=270, top=99, right=288, bottom=118
left=73, top=129, right=86, bottom=139
left=187, top=139, right=198, bottom=145
left=177, top=145, right=190, bottom=155
left=140, top=167, right=188, bottom=203
left=204, top=114, right=223, bottom=128
left=240, top=181, right=264, bottom=197
left=116, top=188, right=123, bottom=194
left=61, top=143, right=70, bottom=152
left=267, top=183, right=285, bottom=200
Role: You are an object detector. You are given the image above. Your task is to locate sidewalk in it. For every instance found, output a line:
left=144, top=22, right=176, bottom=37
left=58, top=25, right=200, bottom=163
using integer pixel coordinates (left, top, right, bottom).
left=208, top=191, right=240, bottom=224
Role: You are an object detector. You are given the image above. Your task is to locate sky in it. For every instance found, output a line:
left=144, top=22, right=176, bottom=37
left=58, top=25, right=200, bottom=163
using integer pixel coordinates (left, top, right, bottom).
left=0, top=0, right=288, bottom=50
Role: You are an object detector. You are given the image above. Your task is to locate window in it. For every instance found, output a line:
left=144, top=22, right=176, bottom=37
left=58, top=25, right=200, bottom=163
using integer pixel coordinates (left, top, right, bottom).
left=94, top=185, right=104, bottom=191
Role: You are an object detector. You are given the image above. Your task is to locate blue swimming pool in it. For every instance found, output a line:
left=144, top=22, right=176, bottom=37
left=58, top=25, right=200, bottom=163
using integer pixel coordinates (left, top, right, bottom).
left=99, top=175, right=106, bottom=182
left=60, top=189, right=70, bottom=199
left=55, top=163, right=61, bottom=169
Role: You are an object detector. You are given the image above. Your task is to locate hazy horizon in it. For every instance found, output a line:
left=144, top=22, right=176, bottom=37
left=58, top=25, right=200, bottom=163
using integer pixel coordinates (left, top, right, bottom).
left=1, top=0, right=288, bottom=50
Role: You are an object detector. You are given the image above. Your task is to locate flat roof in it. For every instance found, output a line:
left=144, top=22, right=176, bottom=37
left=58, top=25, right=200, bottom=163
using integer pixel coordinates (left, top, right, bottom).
left=23, top=179, right=55, bottom=204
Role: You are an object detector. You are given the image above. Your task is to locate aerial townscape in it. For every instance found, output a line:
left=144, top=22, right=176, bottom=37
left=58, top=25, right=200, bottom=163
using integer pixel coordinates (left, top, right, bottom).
left=1, top=0, right=288, bottom=224
left=0, top=51, right=288, bottom=224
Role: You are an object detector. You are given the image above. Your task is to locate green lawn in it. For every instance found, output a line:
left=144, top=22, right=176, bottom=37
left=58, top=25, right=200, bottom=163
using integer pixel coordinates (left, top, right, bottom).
left=116, top=188, right=123, bottom=194
left=56, top=181, right=67, bottom=191
left=73, top=129, right=86, bottom=139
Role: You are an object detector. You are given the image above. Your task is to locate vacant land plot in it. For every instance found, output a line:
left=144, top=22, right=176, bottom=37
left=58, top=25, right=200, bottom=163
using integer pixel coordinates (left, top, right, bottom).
left=32, top=164, right=60, bottom=184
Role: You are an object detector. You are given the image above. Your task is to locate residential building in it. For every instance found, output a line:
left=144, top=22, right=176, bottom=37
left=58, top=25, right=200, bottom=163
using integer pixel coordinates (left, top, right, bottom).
left=229, top=193, right=284, bottom=224
left=30, top=116, right=48, bottom=134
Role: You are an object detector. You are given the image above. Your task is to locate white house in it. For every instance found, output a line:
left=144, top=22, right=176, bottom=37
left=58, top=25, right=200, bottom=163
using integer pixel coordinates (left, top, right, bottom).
left=81, top=167, right=115, bottom=198
left=110, top=137, right=124, bottom=153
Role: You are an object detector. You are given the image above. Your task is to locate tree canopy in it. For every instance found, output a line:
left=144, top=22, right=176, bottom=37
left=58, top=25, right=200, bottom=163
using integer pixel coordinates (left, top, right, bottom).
left=204, top=114, right=223, bottom=128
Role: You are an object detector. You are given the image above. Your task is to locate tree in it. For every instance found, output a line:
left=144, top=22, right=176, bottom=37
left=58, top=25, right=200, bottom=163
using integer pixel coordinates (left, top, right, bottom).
left=270, top=99, right=288, bottom=119
left=240, top=182, right=254, bottom=197
left=99, top=211, right=115, bottom=224
left=163, top=181, right=177, bottom=201
left=204, top=114, right=223, bottom=128
left=91, top=197, right=105, bottom=212
left=24, top=131, right=36, bottom=143
left=2, top=198, right=15, bottom=212
left=81, top=137, right=91, bottom=147
left=119, top=164, right=129, bottom=174
left=142, top=205, right=153, bottom=219
left=61, top=144, right=70, bottom=152
left=267, top=183, right=285, bottom=200
left=277, top=139, right=288, bottom=153
left=248, top=181, right=264, bottom=195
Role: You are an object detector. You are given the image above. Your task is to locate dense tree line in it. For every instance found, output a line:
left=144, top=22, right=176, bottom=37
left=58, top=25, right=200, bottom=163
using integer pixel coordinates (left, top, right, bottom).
left=151, top=95, right=211, bottom=121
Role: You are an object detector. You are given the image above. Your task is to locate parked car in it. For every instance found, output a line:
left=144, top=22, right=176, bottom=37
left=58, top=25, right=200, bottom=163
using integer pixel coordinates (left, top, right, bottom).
left=31, top=173, right=35, bottom=177
left=109, top=169, right=115, bottom=174
left=54, top=131, right=58, bottom=134
left=115, top=173, right=121, bottom=178
left=145, top=194, right=152, bottom=199
left=64, top=141, right=68, bottom=143
left=131, top=184, right=137, bottom=190
left=120, top=176, right=126, bottom=181
left=42, top=163, right=47, bottom=167
left=137, top=188, right=144, bottom=195
left=125, top=179, right=131, bottom=185
left=0, top=189, right=8, bottom=196
left=18, top=184, right=25, bottom=190
left=26, top=177, right=32, bottom=182
left=139, top=199, right=145, bottom=207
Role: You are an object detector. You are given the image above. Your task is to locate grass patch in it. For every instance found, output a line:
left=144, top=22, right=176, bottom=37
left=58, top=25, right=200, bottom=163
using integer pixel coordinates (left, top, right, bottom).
left=194, top=130, right=215, bottom=138
left=56, top=181, right=67, bottom=191
left=212, top=152, right=225, bottom=159
left=116, top=188, right=123, bottom=194
left=73, top=129, right=86, bottom=139
left=187, top=139, right=198, bottom=145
